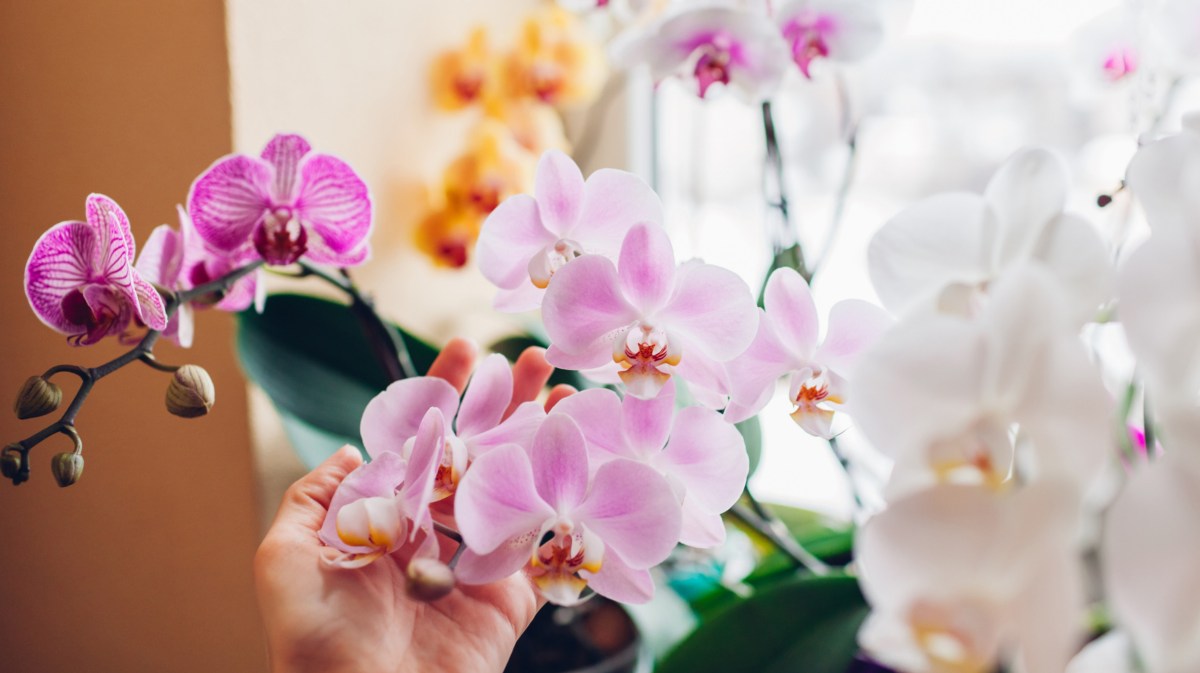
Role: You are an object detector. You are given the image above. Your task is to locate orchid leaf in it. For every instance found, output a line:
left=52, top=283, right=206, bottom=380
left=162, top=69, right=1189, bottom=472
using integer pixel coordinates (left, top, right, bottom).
left=236, top=293, right=439, bottom=465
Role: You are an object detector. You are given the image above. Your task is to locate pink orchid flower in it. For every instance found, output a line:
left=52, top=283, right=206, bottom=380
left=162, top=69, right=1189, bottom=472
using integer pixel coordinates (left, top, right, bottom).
left=724, top=268, right=892, bottom=438
left=776, top=0, right=885, bottom=79
left=359, top=354, right=546, bottom=501
left=551, top=380, right=748, bottom=548
left=542, top=222, right=759, bottom=400
left=25, top=194, right=168, bottom=346
left=188, top=133, right=372, bottom=267
left=319, top=409, right=445, bottom=569
left=453, top=414, right=682, bottom=605
left=611, top=5, right=789, bottom=101
left=134, top=206, right=263, bottom=347
left=476, top=150, right=663, bottom=312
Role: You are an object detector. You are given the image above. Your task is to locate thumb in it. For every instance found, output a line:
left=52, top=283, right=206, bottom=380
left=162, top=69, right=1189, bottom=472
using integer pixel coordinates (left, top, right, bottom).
left=268, top=445, right=364, bottom=536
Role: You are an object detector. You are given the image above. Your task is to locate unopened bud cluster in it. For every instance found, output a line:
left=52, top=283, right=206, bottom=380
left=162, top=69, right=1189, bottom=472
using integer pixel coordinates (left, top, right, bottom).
left=166, top=365, right=216, bottom=418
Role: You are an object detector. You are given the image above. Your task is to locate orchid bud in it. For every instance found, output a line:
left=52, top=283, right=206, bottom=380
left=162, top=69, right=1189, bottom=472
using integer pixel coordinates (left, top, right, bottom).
left=1, top=445, right=23, bottom=480
left=166, top=365, right=215, bottom=418
left=51, top=452, right=84, bottom=487
left=405, top=558, right=456, bottom=602
left=14, top=375, right=62, bottom=419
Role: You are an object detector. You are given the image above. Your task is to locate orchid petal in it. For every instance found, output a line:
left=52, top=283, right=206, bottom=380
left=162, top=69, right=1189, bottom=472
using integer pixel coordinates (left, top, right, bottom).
left=260, top=133, right=312, bottom=202
left=679, top=496, right=727, bottom=549
left=657, top=260, right=758, bottom=362
left=724, top=311, right=799, bottom=422
left=454, top=537, right=542, bottom=585
left=618, top=223, right=676, bottom=314
left=1126, top=130, right=1200, bottom=238
left=296, top=153, right=373, bottom=257
left=868, top=192, right=992, bottom=317
left=542, top=255, right=638, bottom=362
left=135, top=224, right=183, bottom=288
left=493, top=280, right=546, bottom=313
left=173, top=303, right=195, bottom=349
left=454, top=443, right=555, bottom=555
left=132, top=274, right=169, bottom=331
left=319, top=451, right=407, bottom=553
left=571, top=168, right=664, bottom=258
left=548, top=388, right=628, bottom=457
left=466, top=400, right=545, bottom=459
left=533, top=150, right=585, bottom=235
left=360, top=377, right=461, bottom=459
left=1029, top=214, right=1113, bottom=323
left=622, top=379, right=675, bottom=457
left=86, top=193, right=137, bottom=273
left=531, top=414, right=591, bottom=513
left=582, top=548, right=656, bottom=604
left=660, top=406, right=748, bottom=516
left=575, top=459, right=681, bottom=568
left=984, top=148, right=1070, bottom=267
left=25, top=221, right=98, bottom=333
left=402, top=408, right=445, bottom=531
left=187, top=154, right=271, bottom=253
left=478, top=194, right=552, bottom=290
left=763, top=267, right=820, bottom=358
left=814, top=299, right=893, bottom=378
left=455, top=354, right=515, bottom=440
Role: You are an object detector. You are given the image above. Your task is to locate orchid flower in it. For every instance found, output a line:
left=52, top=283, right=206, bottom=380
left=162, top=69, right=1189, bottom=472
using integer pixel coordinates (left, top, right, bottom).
left=1120, top=120, right=1200, bottom=407
left=453, top=414, right=682, bottom=605
left=431, top=27, right=493, bottom=111
left=1102, top=409, right=1200, bottom=673
left=541, top=221, right=759, bottom=400
left=134, top=206, right=262, bottom=346
left=856, top=482, right=1085, bottom=673
left=868, top=147, right=1113, bottom=323
left=441, top=121, right=535, bottom=218
left=477, top=150, right=663, bottom=312
left=1072, top=6, right=1142, bottom=84
left=851, top=265, right=1114, bottom=498
left=610, top=5, right=790, bottom=101
left=723, top=267, right=892, bottom=438
left=188, top=133, right=372, bottom=267
left=1066, top=631, right=1138, bottom=673
left=319, top=410, right=444, bottom=569
left=550, top=380, right=748, bottom=547
left=359, top=354, right=545, bottom=501
left=775, top=0, right=885, bottom=79
left=25, top=194, right=168, bottom=346
left=503, top=6, right=606, bottom=106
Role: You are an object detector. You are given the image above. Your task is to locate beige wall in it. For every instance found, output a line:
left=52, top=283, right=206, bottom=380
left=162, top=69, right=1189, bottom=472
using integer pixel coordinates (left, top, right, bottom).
left=0, top=2, right=265, bottom=672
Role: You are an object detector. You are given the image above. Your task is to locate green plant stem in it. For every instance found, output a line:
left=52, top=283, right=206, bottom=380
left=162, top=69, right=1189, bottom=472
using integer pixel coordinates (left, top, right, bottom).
left=761, top=101, right=812, bottom=282
left=732, top=495, right=829, bottom=576
left=7, top=261, right=264, bottom=485
left=297, top=263, right=416, bottom=381
left=827, top=436, right=864, bottom=511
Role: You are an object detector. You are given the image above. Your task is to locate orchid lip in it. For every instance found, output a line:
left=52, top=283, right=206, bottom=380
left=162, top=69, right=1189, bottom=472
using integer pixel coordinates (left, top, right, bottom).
left=529, top=238, right=585, bottom=289
left=613, top=322, right=681, bottom=398
left=253, top=210, right=308, bottom=266
left=529, top=528, right=605, bottom=604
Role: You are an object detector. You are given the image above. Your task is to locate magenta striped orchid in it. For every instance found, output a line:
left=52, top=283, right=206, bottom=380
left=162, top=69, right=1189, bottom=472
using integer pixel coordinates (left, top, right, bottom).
left=25, top=194, right=168, bottom=346
left=188, top=133, right=372, bottom=268
left=453, top=414, right=682, bottom=606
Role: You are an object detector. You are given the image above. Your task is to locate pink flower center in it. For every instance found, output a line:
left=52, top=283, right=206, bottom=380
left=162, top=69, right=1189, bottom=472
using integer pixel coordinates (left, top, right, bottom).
left=529, top=528, right=604, bottom=605
left=254, top=208, right=308, bottom=266
left=61, top=286, right=132, bottom=346
left=529, top=238, right=585, bottom=289
left=614, top=322, right=681, bottom=398
left=694, top=47, right=732, bottom=98
left=1103, top=47, right=1138, bottom=81
left=783, top=15, right=834, bottom=78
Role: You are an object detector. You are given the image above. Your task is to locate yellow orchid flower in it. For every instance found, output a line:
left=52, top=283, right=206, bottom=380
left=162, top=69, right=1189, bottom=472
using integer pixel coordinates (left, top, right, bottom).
left=442, top=121, right=535, bottom=217
left=431, top=27, right=494, bottom=111
left=503, top=6, right=606, bottom=107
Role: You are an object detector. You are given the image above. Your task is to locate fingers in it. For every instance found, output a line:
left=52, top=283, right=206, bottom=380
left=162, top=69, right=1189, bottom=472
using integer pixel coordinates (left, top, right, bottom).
left=268, top=445, right=363, bottom=536
left=505, top=347, right=555, bottom=420
left=427, top=337, right=479, bottom=394
left=544, top=384, right=576, bottom=412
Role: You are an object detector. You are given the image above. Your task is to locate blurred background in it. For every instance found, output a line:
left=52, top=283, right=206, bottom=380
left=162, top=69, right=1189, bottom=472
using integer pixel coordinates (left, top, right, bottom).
left=1, top=0, right=1196, bottom=671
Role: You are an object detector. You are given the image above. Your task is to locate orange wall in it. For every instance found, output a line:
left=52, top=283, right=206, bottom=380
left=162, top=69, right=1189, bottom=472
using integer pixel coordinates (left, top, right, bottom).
left=0, top=2, right=266, bottom=672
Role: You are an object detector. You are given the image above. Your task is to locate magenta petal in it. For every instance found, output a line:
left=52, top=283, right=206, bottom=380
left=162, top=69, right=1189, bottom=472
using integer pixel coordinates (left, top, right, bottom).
left=478, top=194, right=553, bottom=290
left=85, top=194, right=137, bottom=301
left=542, top=255, right=638, bottom=359
left=260, top=133, right=312, bottom=201
left=188, top=154, right=271, bottom=252
left=132, top=274, right=169, bottom=330
left=301, top=232, right=371, bottom=268
left=319, top=451, right=407, bottom=553
left=454, top=537, right=540, bottom=585
left=814, top=299, right=893, bottom=378
left=295, top=153, right=372, bottom=256
left=583, top=547, right=656, bottom=604
left=571, top=169, right=664, bottom=259
left=456, top=354, right=514, bottom=440
left=661, top=406, right=748, bottom=515
left=622, top=379, right=675, bottom=457
left=534, top=150, right=585, bottom=235
left=763, top=267, right=820, bottom=358
left=455, top=443, right=555, bottom=555
left=135, top=224, right=183, bottom=288
left=532, top=414, right=591, bottom=513
left=575, top=459, right=682, bottom=568
left=618, top=223, right=676, bottom=314
left=467, top=400, right=545, bottom=459
left=550, top=388, right=627, bottom=457
left=360, top=377, right=461, bottom=459
left=25, top=221, right=98, bottom=333
left=402, top=408, right=445, bottom=531
left=545, top=344, right=613, bottom=371
left=658, top=260, right=758, bottom=362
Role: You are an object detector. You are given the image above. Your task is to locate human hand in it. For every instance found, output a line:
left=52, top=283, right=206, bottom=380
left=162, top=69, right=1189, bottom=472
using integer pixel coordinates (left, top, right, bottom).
left=254, top=339, right=576, bottom=673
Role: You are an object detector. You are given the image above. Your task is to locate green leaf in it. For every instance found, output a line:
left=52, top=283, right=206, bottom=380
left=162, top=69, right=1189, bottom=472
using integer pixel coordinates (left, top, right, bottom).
left=758, top=243, right=810, bottom=306
left=277, top=407, right=363, bottom=468
left=236, top=293, right=439, bottom=464
left=737, top=416, right=763, bottom=480
left=658, top=574, right=868, bottom=673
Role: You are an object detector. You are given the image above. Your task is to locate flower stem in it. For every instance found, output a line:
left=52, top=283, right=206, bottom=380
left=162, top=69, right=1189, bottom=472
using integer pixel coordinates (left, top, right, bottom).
left=761, top=101, right=812, bottom=282
left=731, top=492, right=829, bottom=576
left=297, top=263, right=416, bottom=381
left=6, top=260, right=265, bottom=485
left=828, top=436, right=864, bottom=511
left=810, top=73, right=860, bottom=279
